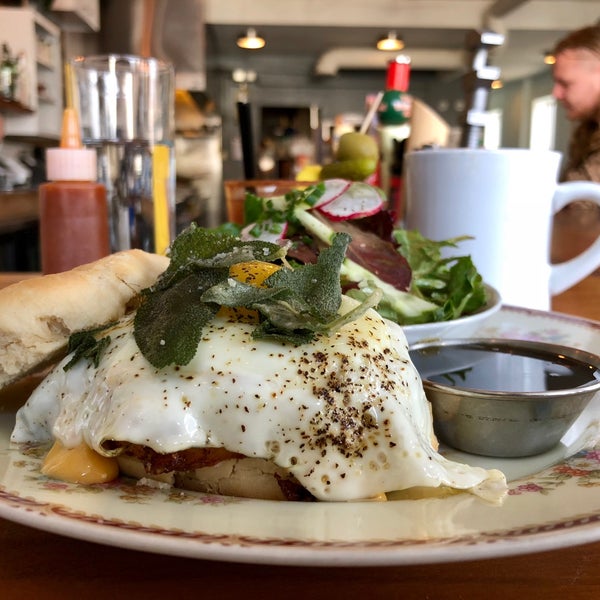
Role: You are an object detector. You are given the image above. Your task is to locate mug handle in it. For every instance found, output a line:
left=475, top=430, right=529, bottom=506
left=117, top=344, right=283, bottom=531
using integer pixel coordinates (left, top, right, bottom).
left=550, top=181, right=600, bottom=296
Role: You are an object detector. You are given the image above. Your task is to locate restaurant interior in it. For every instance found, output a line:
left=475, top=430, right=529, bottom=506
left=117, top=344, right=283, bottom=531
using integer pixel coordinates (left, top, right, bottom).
left=0, top=0, right=598, bottom=271
left=2, top=2, right=600, bottom=597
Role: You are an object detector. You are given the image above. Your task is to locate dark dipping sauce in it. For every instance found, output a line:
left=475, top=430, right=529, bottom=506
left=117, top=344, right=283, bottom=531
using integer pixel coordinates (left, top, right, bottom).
left=410, top=341, right=600, bottom=393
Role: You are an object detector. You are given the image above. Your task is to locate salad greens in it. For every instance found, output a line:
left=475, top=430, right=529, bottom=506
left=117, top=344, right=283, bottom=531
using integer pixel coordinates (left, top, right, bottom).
left=393, top=229, right=486, bottom=321
left=230, top=182, right=487, bottom=326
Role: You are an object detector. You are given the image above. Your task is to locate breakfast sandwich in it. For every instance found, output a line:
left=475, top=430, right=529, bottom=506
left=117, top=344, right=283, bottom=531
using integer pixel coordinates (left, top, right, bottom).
left=9, top=227, right=506, bottom=503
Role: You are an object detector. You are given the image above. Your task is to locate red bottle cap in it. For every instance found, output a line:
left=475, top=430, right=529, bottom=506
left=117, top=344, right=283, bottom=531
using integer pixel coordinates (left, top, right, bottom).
left=386, top=56, right=411, bottom=92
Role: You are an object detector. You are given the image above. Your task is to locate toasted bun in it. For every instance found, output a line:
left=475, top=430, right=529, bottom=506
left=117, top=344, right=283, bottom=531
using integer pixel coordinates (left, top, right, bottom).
left=0, top=250, right=169, bottom=388
left=117, top=455, right=314, bottom=502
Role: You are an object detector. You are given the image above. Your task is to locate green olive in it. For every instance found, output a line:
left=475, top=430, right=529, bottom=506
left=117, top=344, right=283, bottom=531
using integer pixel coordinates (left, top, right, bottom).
left=320, top=157, right=378, bottom=181
left=335, top=132, right=379, bottom=162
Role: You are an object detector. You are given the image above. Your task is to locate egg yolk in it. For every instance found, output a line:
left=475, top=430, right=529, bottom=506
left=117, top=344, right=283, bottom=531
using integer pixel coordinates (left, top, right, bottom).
left=229, top=260, right=281, bottom=286
left=218, top=260, right=281, bottom=322
left=41, top=440, right=119, bottom=484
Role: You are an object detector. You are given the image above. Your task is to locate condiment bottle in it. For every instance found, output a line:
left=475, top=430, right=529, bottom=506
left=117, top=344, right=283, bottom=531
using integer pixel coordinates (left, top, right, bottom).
left=39, top=107, right=110, bottom=274
left=378, top=55, right=412, bottom=126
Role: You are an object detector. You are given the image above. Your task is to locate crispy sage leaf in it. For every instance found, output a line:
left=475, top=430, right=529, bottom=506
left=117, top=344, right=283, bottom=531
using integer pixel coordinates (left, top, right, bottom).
left=131, top=227, right=372, bottom=368
left=203, top=233, right=351, bottom=343
left=65, top=227, right=377, bottom=371
left=264, top=232, right=348, bottom=321
left=63, top=330, right=112, bottom=371
left=134, top=270, right=224, bottom=369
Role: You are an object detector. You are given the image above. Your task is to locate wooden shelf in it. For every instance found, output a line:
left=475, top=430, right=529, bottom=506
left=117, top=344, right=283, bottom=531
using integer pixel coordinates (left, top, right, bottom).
left=1, top=6, right=63, bottom=138
left=4, top=133, right=59, bottom=146
left=0, top=97, right=34, bottom=115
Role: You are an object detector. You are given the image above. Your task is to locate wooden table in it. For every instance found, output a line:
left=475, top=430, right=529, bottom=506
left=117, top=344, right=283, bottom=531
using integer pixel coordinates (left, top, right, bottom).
left=1, top=208, right=600, bottom=599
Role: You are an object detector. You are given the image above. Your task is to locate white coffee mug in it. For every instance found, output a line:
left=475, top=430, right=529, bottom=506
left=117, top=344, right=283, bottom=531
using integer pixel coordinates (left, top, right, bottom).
left=404, top=148, right=600, bottom=310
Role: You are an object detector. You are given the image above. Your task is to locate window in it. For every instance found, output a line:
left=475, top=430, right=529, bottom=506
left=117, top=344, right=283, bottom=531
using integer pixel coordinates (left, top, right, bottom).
left=530, top=95, right=557, bottom=150
left=483, top=109, right=502, bottom=149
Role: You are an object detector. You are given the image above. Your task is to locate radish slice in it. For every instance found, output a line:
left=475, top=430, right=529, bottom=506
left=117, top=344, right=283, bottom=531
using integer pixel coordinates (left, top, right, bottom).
left=312, top=178, right=352, bottom=208
left=317, top=182, right=385, bottom=221
left=240, top=219, right=288, bottom=243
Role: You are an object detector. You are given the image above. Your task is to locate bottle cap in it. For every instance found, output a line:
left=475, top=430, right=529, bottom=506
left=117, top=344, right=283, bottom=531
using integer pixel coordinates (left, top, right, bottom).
left=46, top=147, right=97, bottom=181
left=385, top=55, right=411, bottom=92
left=46, top=108, right=97, bottom=181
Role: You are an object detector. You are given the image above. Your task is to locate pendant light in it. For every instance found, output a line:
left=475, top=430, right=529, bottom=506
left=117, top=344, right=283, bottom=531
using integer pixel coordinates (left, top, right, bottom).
left=237, top=28, right=266, bottom=50
left=377, top=31, right=404, bottom=52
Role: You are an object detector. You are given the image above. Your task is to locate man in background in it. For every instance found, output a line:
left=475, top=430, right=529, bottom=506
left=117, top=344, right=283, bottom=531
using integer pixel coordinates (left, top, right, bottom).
left=552, top=24, right=600, bottom=182
left=550, top=24, right=600, bottom=269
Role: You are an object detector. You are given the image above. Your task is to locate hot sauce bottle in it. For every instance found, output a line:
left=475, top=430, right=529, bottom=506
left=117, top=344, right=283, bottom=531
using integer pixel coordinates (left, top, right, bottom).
left=378, top=56, right=412, bottom=222
left=39, top=108, right=110, bottom=274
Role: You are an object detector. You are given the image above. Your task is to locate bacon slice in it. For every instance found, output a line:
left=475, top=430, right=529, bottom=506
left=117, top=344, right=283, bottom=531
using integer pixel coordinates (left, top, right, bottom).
left=114, top=444, right=243, bottom=474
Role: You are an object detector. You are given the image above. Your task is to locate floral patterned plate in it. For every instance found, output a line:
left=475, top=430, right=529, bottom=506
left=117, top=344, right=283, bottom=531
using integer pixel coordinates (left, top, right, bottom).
left=1, top=305, right=600, bottom=567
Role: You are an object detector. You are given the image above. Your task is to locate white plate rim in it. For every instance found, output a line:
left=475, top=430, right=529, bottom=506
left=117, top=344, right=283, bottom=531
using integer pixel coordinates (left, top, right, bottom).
left=1, top=304, right=600, bottom=567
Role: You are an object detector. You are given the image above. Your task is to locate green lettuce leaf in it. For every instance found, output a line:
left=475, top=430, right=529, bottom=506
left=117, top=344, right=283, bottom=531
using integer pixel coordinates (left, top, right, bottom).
left=393, top=229, right=486, bottom=321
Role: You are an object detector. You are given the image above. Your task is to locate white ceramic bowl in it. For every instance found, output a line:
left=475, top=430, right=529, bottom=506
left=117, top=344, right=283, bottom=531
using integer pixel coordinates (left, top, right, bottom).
left=402, top=284, right=501, bottom=347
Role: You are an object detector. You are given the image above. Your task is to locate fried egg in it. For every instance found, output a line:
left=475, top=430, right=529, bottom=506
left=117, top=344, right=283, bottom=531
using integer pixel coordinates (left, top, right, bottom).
left=11, top=297, right=506, bottom=502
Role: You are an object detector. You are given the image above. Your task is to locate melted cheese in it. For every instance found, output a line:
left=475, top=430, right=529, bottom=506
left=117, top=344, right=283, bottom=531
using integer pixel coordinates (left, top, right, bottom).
left=41, top=440, right=119, bottom=484
left=12, top=297, right=506, bottom=502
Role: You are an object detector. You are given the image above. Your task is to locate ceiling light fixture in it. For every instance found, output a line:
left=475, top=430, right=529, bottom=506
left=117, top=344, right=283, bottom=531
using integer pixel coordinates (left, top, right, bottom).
left=237, top=28, right=266, bottom=50
left=377, top=31, right=404, bottom=52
